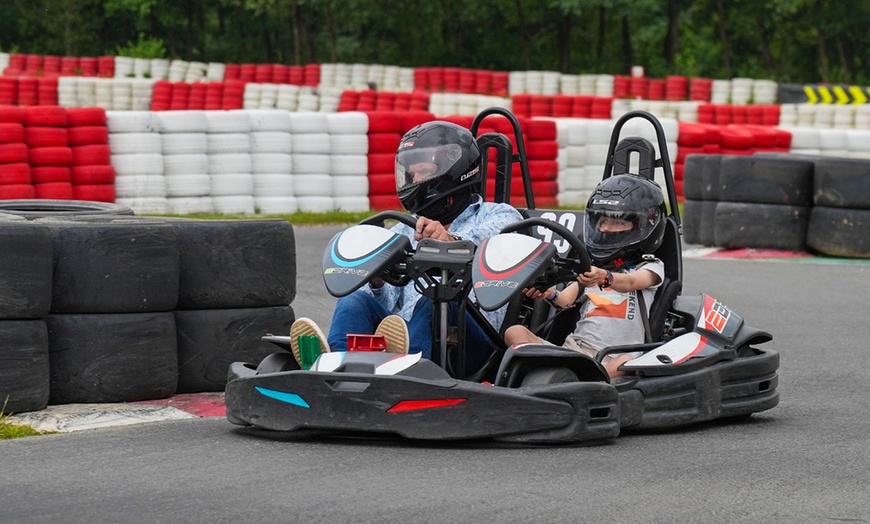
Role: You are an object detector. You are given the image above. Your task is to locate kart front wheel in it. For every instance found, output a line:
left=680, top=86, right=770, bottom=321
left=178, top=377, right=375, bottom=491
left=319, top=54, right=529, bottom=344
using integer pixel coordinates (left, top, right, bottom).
left=521, top=366, right=579, bottom=386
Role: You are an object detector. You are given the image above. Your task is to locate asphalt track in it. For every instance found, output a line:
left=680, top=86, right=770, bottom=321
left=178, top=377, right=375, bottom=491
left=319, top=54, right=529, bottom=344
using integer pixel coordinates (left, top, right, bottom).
left=3, top=225, right=870, bottom=523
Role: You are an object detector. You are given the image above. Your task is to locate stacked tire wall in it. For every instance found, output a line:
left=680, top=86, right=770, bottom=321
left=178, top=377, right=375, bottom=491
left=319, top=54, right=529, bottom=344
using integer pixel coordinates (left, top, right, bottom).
left=0, top=205, right=296, bottom=413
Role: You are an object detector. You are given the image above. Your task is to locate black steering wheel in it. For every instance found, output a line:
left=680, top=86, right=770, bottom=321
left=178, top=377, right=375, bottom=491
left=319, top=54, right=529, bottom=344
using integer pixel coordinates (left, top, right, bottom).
left=499, top=217, right=592, bottom=291
left=358, top=210, right=418, bottom=287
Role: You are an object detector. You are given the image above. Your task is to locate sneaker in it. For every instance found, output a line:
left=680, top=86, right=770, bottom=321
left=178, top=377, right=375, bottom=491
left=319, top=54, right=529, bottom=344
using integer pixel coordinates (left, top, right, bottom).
left=375, top=315, right=409, bottom=354
left=289, top=317, right=330, bottom=367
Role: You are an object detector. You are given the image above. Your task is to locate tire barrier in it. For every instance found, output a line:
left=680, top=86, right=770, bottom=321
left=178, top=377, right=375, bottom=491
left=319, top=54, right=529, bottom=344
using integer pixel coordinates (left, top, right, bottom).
left=806, top=158, right=870, bottom=258
left=0, top=209, right=297, bottom=412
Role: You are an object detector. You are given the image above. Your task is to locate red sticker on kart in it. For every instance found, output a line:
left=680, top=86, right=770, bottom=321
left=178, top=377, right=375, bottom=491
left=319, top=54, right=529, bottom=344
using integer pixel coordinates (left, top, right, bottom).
left=700, top=295, right=731, bottom=334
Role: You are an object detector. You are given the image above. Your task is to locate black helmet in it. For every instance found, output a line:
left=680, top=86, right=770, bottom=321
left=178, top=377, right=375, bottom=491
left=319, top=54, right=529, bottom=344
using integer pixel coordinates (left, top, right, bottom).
left=584, top=173, right=667, bottom=269
left=395, top=121, right=481, bottom=223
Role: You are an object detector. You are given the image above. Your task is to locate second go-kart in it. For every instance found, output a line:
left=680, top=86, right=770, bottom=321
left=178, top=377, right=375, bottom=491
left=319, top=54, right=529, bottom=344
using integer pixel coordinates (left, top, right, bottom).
left=225, top=109, right=779, bottom=444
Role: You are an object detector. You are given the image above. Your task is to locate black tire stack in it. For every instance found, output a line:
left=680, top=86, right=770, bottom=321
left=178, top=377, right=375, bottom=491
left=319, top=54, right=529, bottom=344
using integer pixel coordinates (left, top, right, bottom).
left=807, top=158, right=870, bottom=258
left=168, top=218, right=296, bottom=393
left=0, top=214, right=53, bottom=414
left=682, top=153, right=815, bottom=251
left=0, top=200, right=297, bottom=413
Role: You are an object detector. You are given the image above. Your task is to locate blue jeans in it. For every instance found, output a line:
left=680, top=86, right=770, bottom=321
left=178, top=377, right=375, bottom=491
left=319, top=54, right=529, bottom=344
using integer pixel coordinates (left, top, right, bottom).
left=327, top=290, right=494, bottom=373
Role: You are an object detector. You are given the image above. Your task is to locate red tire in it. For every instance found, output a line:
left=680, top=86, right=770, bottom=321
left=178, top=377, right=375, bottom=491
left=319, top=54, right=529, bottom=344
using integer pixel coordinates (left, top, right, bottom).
left=0, top=106, right=24, bottom=124
left=367, top=153, right=395, bottom=174
left=22, top=106, right=68, bottom=127
left=71, top=165, right=116, bottom=184
left=525, top=119, right=557, bottom=141
left=525, top=140, right=559, bottom=160
left=68, top=126, right=109, bottom=145
left=0, top=183, right=36, bottom=199
left=367, top=173, right=396, bottom=195
left=0, top=123, right=25, bottom=143
left=31, top=166, right=71, bottom=183
left=33, top=181, right=75, bottom=200
left=366, top=112, right=402, bottom=133
left=66, top=107, right=107, bottom=127
left=28, top=146, right=73, bottom=166
left=367, top=133, right=402, bottom=154
left=0, top=163, right=31, bottom=184
left=73, top=184, right=116, bottom=203
left=527, top=160, right=559, bottom=181
left=71, top=144, right=111, bottom=166
left=0, top=143, right=29, bottom=163
left=24, top=126, right=69, bottom=147
left=368, top=194, right=402, bottom=211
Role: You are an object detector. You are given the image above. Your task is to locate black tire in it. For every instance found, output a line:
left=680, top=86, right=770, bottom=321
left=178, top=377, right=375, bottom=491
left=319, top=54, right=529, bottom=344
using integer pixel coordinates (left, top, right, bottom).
left=812, top=157, right=870, bottom=209
left=0, top=221, right=53, bottom=319
left=0, top=199, right=134, bottom=220
left=255, top=352, right=299, bottom=374
left=714, top=202, right=810, bottom=251
left=682, top=154, right=707, bottom=201
left=163, top=218, right=297, bottom=310
left=681, top=199, right=703, bottom=245
left=699, top=200, right=718, bottom=246
left=806, top=206, right=870, bottom=258
left=720, top=155, right=814, bottom=206
left=174, top=305, right=295, bottom=393
left=521, top=366, right=579, bottom=386
left=42, top=219, right=180, bottom=314
left=46, top=312, right=178, bottom=405
left=700, top=154, right=723, bottom=201
left=0, top=320, right=49, bottom=414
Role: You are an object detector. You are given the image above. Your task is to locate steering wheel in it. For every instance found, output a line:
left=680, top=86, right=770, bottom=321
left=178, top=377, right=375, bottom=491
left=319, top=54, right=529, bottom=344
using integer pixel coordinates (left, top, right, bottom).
left=358, top=210, right=418, bottom=287
left=499, top=217, right=592, bottom=291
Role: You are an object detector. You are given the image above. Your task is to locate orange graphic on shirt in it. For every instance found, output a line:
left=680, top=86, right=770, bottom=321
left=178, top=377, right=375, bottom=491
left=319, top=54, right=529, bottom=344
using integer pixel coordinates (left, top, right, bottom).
left=586, top=292, right=628, bottom=319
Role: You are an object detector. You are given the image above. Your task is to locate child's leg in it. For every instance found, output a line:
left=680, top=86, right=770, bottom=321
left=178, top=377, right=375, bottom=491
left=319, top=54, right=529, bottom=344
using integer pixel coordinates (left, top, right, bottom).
left=504, top=325, right=544, bottom=346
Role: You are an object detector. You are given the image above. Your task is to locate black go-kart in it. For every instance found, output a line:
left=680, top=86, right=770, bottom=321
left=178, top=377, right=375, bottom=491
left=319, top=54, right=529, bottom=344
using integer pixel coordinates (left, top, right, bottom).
left=225, top=109, right=779, bottom=444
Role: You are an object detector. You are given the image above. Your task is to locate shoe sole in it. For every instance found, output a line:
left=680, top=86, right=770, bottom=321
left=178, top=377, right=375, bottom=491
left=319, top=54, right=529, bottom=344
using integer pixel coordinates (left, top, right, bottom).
left=290, top=317, right=330, bottom=366
left=375, top=315, right=409, bottom=354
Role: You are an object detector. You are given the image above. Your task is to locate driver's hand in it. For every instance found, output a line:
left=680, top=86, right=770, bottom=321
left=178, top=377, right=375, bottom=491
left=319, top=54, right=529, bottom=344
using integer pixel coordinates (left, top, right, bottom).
left=522, top=287, right=552, bottom=300
left=370, top=277, right=385, bottom=289
left=578, top=267, right=605, bottom=288
left=415, top=217, right=452, bottom=241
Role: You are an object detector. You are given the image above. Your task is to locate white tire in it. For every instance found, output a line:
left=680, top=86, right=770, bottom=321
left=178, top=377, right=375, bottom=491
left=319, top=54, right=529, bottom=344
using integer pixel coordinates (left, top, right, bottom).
left=109, top=133, right=162, bottom=155
left=253, top=174, right=295, bottom=197
left=161, top=133, right=208, bottom=155
left=291, top=154, right=330, bottom=175
left=164, top=173, right=212, bottom=197
left=291, top=133, right=331, bottom=154
left=296, top=196, right=335, bottom=213
left=212, top=195, right=256, bottom=215
left=114, top=174, right=167, bottom=198
left=333, top=196, right=371, bottom=213
left=112, top=153, right=164, bottom=176
left=106, top=111, right=162, bottom=133
left=255, top=196, right=298, bottom=215
left=327, top=112, right=369, bottom=135
left=329, top=155, right=368, bottom=177
left=246, top=109, right=292, bottom=132
left=158, top=111, right=208, bottom=133
left=250, top=132, right=292, bottom=154
left=252, top=153, right=293, bottom=174
left=115, top=197, right=169, bottom=215
left=211, top=173, right=255, bottom=196
left=294, top=174, right=333, bottom=196
left=207, top=133, right=251, bottom=154
left=288, top=112, right=329, bottom=134
left=209, top=153, right=252, bottom=175
left=331, top=175, right=369, bottom=197
left=164, top=154, right=209, bottom=176
left=167, top=196, right=215, bottom=215
left=205, top=110, right=251, bottom=133
left=329, top=134, right=368, bottom=155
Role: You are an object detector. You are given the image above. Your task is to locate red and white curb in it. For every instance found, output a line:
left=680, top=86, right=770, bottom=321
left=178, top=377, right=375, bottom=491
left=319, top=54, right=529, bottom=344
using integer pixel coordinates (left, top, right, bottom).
left=7, top=393, right=226, bottom=433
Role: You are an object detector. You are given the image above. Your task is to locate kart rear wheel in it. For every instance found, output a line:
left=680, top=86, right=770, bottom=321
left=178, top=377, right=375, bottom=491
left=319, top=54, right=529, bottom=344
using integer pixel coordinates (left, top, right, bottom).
left=521, top=366, right=579, bottom=386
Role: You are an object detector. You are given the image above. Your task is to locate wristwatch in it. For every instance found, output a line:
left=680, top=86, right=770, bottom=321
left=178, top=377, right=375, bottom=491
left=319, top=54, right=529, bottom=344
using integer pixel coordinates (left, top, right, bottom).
left=600, top=270, right=614, bottom=289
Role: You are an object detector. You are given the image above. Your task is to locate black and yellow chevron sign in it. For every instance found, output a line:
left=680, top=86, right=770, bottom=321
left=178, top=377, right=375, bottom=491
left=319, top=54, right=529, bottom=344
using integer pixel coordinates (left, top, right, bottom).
left=779, top=83, right=870, bottom=104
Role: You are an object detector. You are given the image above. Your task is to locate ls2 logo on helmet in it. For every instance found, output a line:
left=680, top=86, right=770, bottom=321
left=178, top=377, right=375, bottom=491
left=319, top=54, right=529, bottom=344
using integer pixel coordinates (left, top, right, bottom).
left=459, top=166, right=480, bottom=182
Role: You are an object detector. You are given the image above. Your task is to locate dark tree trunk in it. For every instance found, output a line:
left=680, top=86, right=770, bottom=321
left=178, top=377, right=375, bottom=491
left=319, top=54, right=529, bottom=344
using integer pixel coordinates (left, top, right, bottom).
left=715, top=0, right=732, bottom=77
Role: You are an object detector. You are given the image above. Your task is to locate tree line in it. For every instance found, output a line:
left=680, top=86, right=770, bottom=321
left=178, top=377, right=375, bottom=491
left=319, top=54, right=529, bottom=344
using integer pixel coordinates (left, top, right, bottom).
left=1, top=0, right=867, bottom=85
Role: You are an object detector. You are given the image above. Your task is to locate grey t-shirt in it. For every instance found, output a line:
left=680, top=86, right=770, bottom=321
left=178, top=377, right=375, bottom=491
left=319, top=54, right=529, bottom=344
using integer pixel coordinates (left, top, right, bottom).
left=564, top=259, right=665, bottom=354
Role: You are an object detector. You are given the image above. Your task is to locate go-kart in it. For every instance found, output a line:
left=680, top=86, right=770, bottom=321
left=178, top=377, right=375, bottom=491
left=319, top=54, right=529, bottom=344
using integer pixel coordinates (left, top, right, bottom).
left=225, top=109, right=779, bottom=444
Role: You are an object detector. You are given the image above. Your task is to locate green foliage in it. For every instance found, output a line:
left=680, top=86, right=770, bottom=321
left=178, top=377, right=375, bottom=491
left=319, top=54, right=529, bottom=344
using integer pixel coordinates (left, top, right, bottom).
left=114, top=33, right=167, bottom=58
left=2, top=0, right=870, bottom=83
left=0, top=398, right=51, bottom=440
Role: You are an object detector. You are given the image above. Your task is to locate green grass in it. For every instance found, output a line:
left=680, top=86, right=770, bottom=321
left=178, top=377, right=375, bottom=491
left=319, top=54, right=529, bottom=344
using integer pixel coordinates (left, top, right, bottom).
left=0, top=399, right=54, bottom=439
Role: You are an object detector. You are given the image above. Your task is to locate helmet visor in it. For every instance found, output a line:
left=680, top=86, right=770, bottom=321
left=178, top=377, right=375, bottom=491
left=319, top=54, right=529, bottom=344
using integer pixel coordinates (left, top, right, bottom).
left=584, top=208, right=659, bottom=253
left=395, top=144, right=463, bottom=192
